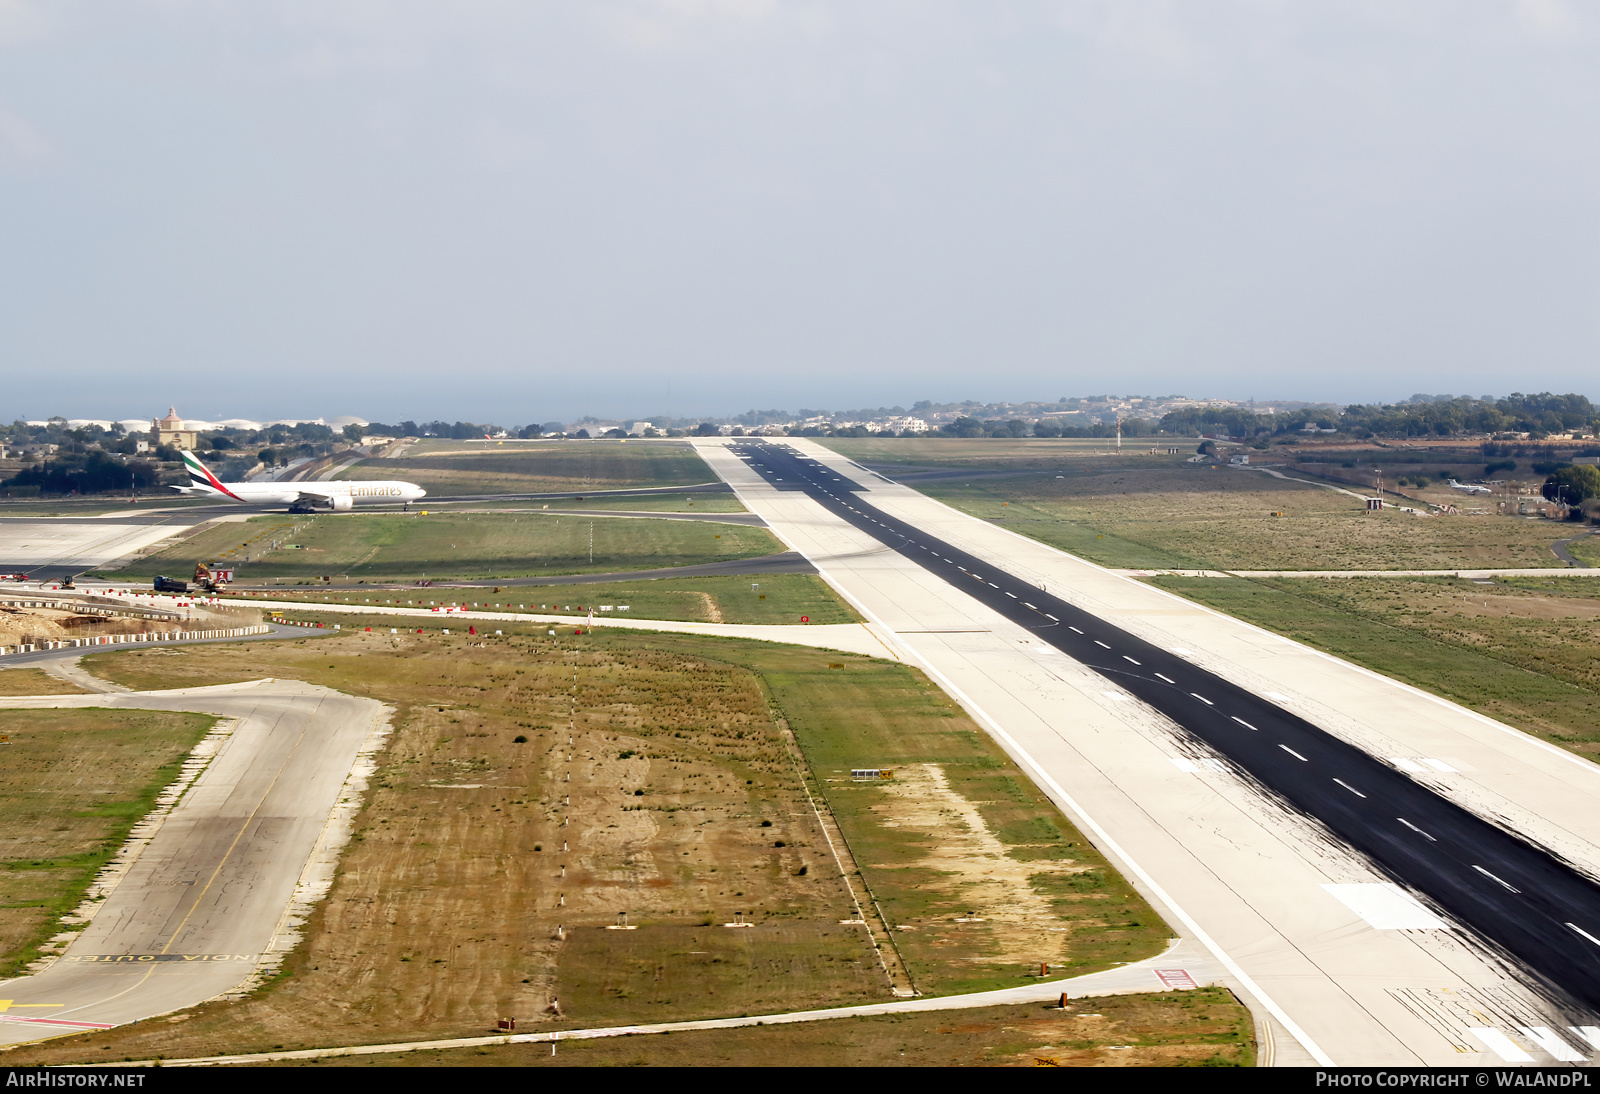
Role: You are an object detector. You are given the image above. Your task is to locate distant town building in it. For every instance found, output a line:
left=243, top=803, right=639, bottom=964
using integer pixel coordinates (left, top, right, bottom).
left=625, top=421, right=653, bottom=435
left=153, top=407, right=199, bottom=450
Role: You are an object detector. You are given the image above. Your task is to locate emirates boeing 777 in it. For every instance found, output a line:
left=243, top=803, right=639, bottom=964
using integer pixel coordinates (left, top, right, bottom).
left=172, top=451, right=426, bottom=512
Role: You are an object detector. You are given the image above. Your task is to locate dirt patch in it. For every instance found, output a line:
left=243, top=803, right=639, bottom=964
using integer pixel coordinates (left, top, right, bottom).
left=0, top=605, right=175, bottom=648
left=696, top=591, right=725, bottom=623
left=872, top=765, right=1076, bottom=965
left=0, top=668, right=92, bottom=695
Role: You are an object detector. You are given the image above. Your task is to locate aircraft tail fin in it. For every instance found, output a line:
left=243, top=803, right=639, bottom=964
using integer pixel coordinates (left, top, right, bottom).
left=180, top=451, right=244, bottom=501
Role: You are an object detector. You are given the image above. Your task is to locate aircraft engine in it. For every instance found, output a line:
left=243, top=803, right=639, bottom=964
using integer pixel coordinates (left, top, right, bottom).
left=331, top=495, right=353, bottom=511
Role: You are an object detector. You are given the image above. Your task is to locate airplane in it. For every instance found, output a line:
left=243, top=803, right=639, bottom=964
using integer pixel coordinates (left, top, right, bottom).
left=171, top=451, right=426, bottom=512
left=1447, top=478, right=1494, bottom=495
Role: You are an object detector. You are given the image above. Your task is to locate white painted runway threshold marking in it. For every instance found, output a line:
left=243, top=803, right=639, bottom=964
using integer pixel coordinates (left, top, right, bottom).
left=1518, top=1026, right=1586, bottom=1062
left=1321, top=884, right=1448, bottom=930
left=1389, top=757, right=1428, bottom=774
left=1466, top=1027, right=1535, bottom=1063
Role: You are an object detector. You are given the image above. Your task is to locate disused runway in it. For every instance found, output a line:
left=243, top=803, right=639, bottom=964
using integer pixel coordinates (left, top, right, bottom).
left=0, top=675, right=384, bottom=1045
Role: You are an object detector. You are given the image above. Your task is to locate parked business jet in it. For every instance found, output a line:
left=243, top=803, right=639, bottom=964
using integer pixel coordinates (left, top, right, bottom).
left=1447, top=478, right=1494, bottom=495
left=172, top=452, right=426, bottom=512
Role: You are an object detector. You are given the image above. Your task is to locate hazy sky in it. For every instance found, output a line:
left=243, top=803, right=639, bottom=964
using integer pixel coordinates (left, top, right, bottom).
left=3, top=1, right=1598, bottom=423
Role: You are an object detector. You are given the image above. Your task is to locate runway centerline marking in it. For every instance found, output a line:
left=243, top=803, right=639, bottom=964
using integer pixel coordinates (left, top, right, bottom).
left=1568, top=923, right=1600, bottom=948
left=1398, top=818, right=1437, bottom=842
left=1472, top=865, right=1520, bottom=894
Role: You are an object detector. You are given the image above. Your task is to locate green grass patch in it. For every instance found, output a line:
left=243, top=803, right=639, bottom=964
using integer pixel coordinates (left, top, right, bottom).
left=255, top=573, right=858, bottom=625
left=115, top=511, right=784, bottom=583
left=0, top=708, right=218, bottom=976
left=338, top=439, right=716, bottom=496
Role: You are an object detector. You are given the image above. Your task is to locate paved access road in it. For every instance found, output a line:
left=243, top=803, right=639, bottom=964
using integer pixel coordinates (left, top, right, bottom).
left=729, top=442, right=1600, bottom=1018
left=0, top=675, right=384, bottom=1047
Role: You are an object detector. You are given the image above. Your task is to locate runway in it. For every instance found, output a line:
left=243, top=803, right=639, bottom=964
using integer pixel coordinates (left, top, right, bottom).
left=0, top=676, right=384, bottom=1046
left=698, top=438, right=1600, bottom=1067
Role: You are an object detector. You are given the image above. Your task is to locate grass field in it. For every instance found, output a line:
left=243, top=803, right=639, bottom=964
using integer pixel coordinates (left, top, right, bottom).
left=0, top=668, right=91, bottom=695
left=1566, top=533, right=1600, bottom=566
left=0, top=708, right=217, bottom=978
left=739, top=647, right=1170, bottom=996
left=338, top=439, right=717, bottom=496
left=240, top=573, right=860, bottom=625
left=821, top=439, right=1571, bottom=571
left=113, top=511, right=784, bottom=583
left=257, top=990, right=1252, bottom=1068
left=504, top=494, right=746, bottom=513
left=16, top=626, right=1171, bottom=1064
left=1151, top=574, right=1600, bottom=759
left=823, top=437, right=1151, bottom=471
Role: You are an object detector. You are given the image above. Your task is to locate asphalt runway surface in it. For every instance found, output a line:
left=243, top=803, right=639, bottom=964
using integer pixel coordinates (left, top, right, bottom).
left=732, top=440, right=1600, bottom=1017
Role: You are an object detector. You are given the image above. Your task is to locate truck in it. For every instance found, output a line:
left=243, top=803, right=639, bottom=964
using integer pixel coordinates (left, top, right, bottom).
left=153, top=575, right=189, bottom=593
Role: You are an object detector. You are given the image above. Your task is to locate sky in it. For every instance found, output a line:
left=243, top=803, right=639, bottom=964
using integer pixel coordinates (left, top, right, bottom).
left=2, top=1, right=1598, bottom=424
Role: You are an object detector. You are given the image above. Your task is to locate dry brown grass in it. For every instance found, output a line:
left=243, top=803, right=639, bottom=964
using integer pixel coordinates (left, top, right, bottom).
left=10, top=634, right=882, bottom=1063
left=11, top=623, right=1172, bottom=1064
left=823, top=438, right=1574, bottom=571
left=254, top=989, right=1253, bottom=1068
left=919, top=467, right=1569, bottom=571
left=0, top=668, right=91, bottom=695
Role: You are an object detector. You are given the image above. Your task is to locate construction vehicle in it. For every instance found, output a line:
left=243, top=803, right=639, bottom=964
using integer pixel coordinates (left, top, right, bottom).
left=193, top=561, right=231, bottom=593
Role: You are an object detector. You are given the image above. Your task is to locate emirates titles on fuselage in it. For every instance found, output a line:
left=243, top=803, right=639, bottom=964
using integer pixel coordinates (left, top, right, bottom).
left=174, top=451, right=425, bottom=513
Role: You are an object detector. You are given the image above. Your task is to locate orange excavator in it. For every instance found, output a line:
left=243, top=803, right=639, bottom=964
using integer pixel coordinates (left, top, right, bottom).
left=193, top=561, right=231, bottom=594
